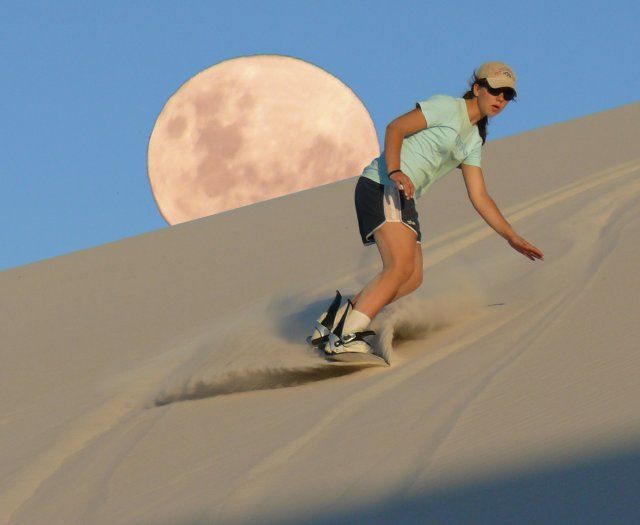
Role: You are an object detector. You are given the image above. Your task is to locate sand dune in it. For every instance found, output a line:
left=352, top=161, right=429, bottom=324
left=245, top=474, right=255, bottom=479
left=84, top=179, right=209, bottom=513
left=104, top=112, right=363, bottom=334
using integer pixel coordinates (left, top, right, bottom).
left=1, top=101, right=639, bottom=524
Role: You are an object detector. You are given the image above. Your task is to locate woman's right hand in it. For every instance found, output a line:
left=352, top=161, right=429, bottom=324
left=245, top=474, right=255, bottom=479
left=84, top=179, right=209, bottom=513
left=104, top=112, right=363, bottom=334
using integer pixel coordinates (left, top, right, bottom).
left=507, top=234, right=544, bottom=261
left=390, top=171, right=415, bottom=200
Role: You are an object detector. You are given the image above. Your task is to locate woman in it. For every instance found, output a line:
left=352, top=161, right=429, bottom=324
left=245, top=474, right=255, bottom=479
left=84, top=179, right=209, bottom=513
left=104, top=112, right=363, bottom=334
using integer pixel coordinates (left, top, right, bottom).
left=311, top=61, right=544, bottom=357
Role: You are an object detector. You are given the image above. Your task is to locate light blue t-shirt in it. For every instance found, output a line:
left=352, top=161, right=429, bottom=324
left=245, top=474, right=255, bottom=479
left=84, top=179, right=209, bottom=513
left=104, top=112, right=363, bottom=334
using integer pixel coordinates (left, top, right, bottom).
left=362, top=94, right=482, bottom=199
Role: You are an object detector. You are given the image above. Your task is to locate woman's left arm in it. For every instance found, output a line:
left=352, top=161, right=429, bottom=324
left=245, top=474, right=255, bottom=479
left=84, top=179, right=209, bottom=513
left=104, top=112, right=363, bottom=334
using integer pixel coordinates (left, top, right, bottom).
left=461, top=164, right=544, bottom=261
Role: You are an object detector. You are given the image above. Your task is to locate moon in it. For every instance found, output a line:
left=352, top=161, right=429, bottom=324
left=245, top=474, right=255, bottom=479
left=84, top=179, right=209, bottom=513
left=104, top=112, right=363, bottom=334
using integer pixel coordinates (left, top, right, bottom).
left=147, top=55, right=380, bottom=225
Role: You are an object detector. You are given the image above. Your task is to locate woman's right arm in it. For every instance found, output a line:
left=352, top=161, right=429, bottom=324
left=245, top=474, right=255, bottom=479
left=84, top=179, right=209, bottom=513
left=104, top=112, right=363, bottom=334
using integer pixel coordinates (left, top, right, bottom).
left=385, top=108, right=428, bottom=199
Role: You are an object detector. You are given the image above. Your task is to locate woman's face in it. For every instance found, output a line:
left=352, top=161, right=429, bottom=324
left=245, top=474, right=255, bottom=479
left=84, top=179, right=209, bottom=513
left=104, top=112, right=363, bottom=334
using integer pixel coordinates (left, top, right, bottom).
left=474, top=82, right=511, bottom=117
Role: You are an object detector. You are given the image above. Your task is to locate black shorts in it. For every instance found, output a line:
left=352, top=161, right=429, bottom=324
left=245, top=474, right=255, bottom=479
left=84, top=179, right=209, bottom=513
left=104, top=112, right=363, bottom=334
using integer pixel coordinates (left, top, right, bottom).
left=354, top=176, right=422, bottom=246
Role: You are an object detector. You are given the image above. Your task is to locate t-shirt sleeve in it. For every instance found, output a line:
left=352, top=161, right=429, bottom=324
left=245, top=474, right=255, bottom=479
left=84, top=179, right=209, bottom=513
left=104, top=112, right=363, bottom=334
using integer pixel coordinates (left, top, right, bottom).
left=462, top=140, right=482, bottom=167
left=415, top=95, right=453, bottom=128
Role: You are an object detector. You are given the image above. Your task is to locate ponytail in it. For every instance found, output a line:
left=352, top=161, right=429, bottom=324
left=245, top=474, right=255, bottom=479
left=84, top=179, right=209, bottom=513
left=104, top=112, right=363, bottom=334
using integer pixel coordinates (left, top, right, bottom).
left=462, top=72, right=488, bottom=145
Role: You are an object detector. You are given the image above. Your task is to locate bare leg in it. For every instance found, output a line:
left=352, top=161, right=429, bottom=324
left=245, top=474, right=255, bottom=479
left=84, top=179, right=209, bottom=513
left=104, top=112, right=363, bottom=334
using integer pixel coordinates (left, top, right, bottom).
left=352, top=243, right=423, bottom=307
left=350, top=222, right=420, bottom=319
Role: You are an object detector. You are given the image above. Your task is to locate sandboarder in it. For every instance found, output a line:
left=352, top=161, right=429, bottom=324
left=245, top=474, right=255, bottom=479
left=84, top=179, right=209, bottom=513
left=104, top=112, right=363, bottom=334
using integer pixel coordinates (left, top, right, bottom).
left=311, top=61, right=544, bottom=360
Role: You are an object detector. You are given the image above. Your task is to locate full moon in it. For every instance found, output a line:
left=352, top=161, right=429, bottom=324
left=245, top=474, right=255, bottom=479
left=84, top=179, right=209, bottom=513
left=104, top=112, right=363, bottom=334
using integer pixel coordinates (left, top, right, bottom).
left=147, top=55, right=380, bottom=224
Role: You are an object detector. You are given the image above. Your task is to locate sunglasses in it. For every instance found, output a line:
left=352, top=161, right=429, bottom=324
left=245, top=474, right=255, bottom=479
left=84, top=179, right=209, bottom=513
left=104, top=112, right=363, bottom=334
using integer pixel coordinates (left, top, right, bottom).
left=477, top=79, right=516, bottom=101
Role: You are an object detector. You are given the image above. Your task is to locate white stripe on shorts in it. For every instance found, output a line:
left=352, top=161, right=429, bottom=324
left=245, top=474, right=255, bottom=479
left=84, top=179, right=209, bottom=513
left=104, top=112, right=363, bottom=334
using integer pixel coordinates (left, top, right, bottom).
left=383, top=185, right=402, bottom=222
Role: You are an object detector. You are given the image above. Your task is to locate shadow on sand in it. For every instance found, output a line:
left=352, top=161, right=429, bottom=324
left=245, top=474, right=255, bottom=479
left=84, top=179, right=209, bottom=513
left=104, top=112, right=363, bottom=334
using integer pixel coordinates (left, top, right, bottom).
left=169, top=444, right=640, bottom=524
left=272, top=293, right=343, bottom=345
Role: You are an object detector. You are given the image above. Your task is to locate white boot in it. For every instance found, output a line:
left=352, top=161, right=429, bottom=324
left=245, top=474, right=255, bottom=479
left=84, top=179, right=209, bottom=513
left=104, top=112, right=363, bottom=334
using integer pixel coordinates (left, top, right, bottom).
left=326, top=303, right=374, bottom=355
left=308, top=290, right=350, bottom=348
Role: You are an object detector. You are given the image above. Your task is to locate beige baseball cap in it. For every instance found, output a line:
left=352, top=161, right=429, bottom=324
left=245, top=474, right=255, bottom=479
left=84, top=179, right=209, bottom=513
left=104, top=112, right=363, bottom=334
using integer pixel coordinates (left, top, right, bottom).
left=476, top=61, right=517, bottom=91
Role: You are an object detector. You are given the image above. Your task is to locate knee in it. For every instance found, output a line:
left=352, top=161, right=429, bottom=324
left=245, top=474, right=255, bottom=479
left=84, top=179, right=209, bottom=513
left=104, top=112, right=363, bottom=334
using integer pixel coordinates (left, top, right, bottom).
left=402, top=261, right=423, bottom=292
left=409, top=270, right=423, bottom=291
left=386, top=260, right=415, bottom=283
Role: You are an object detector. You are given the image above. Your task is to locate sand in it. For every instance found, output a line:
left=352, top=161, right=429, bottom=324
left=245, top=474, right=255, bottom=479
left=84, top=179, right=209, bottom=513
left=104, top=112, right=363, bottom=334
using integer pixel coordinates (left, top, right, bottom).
left=1, top=101, right=639, bottom=524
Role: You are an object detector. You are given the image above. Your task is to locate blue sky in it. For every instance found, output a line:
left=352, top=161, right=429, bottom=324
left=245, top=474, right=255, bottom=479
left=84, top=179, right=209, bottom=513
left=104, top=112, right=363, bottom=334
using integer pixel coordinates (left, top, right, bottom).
left=2, top=0, right=638, bottom=271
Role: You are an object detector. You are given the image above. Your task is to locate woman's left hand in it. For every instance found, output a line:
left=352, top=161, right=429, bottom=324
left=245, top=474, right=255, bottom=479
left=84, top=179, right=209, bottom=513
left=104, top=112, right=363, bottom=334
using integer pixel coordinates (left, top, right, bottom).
left=507, top=234, right=544, bottom=261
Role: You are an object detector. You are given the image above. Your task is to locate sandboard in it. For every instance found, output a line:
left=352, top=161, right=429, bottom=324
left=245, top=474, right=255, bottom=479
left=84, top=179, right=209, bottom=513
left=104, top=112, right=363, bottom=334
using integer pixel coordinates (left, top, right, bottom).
left=326, top=351, right=389, bottom=367
left=306, top=336, right=389, bottom=367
